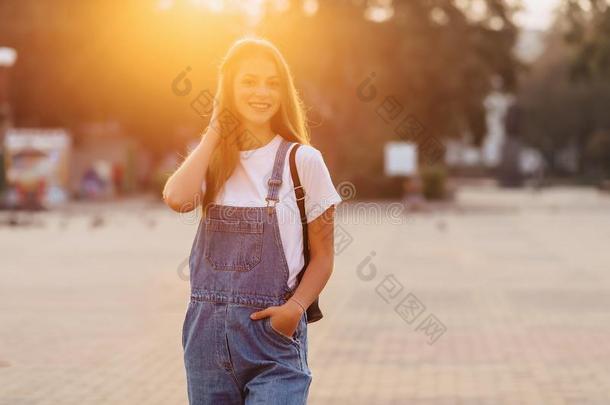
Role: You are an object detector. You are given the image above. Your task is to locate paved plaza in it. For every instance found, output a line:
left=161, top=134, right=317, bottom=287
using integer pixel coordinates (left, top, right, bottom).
left=1, top=186, right=610, bottom=404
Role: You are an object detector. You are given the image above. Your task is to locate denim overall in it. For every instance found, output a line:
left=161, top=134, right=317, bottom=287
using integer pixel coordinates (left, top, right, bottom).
left=182, top=138, right=312, bottom=404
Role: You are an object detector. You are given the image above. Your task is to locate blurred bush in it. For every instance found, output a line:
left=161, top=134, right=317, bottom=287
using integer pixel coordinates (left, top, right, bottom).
left=585, top=130, right=610, bottom=179
left=349, top=175, right=404, bottom=200
left=151, top=170, right=170, bottom=200
left=421, top=165, right=447, bottom=200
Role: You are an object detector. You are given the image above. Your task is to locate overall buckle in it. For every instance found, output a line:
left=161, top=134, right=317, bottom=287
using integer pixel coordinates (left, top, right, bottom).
left=265, top=197, right=278, bottom=214
left=267, top=178, right=282, bottom=187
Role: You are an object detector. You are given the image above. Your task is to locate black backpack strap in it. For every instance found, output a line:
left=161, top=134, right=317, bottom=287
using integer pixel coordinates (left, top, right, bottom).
left=289, top=144, right=310, bottom=269
left=289, top=143, right=323, bottom=323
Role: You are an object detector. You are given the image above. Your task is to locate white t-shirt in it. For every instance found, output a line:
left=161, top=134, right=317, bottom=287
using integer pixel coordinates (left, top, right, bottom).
left=201, top=134, right=343, bottom=289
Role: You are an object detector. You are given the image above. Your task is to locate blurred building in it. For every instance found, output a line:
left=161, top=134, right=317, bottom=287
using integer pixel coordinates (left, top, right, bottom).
left=4, top=128, right=71, bottom=208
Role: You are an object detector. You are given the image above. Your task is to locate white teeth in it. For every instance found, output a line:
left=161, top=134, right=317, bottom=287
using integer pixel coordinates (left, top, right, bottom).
left=249, top=102, right=270, bottom=109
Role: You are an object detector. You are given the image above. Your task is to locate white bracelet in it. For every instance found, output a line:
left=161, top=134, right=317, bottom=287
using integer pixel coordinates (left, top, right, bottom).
left=289, top=297, right=306, bottom=313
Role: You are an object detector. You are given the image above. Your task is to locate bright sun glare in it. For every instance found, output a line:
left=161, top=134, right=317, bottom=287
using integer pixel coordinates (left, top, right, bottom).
left=155, top=0, right=562, bottom=30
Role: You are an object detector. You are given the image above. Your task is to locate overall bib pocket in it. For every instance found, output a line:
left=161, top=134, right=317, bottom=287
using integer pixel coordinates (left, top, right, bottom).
left=204, top=218, right=264, bottom=272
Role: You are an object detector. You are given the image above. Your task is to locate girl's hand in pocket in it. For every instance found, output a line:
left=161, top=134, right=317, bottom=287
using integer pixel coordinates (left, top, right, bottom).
left=250, top=301, right=303, bottom=338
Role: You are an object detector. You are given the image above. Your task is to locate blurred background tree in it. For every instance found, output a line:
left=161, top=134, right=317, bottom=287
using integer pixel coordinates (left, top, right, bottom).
left=0, top=0, right=520, bottom=194
left=518, top=0, right=610, bottom=181
left=563, top=0, right=610, bottom=81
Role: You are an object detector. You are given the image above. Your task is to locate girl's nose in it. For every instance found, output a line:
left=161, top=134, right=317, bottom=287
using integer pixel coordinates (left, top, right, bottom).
left=254, top=85, right=271, bottom=97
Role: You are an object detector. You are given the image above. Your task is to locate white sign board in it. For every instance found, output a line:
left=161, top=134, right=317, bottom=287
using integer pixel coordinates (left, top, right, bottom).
left=384, top=142, right=417, bottom=176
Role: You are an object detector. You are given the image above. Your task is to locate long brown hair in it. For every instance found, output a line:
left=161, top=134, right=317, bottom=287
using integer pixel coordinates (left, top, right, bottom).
left=201, top=36, right=311, bottom=217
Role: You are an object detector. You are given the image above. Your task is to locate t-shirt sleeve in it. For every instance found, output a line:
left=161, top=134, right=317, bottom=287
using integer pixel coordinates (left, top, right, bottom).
left=295, top=145, right=343, bottom=224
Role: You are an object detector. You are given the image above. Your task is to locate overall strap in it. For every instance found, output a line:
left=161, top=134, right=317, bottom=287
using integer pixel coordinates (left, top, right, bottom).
left=265, top=137, right=291, bottom=208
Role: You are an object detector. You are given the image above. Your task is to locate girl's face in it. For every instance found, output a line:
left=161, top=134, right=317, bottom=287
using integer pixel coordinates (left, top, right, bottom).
left=233, top=56, right=282, bottom=128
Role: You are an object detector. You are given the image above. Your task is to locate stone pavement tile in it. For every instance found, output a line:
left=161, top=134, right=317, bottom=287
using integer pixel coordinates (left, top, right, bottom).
left=1, top=189, right=610, bottom=404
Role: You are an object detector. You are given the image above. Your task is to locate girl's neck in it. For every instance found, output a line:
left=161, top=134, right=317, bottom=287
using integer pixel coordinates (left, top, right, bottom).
left=237, top=122, right=275, bottom=150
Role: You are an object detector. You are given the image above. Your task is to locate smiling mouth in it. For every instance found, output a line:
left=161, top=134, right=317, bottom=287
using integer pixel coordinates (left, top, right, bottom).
left=248, top=102, right=272, bottom=112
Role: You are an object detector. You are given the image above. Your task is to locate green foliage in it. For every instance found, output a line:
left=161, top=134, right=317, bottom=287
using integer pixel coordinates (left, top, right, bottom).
left=421, top=165, right=447, bottom=200
left=151, top=170, right=171, bottom=200
left=563, top=0, right=610, bottom=80
left=518, top=7, right=610, bottom=179
left=585, top=130, right=610, bottom=176
left=123, top=146, right=137, bottom=194
left=0, top=0, right=520, bottom=189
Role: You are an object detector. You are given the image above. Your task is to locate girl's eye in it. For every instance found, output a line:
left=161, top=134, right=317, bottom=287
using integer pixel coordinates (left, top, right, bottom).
left=242, top=78, right=255, bottom=85
left=269, top=81, right=279, bottom=88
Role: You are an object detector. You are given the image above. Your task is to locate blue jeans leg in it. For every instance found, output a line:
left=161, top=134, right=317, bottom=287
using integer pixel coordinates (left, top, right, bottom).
left=183, top=302, right=243, bottom=405
left=227, top=306, right=312, bottom=405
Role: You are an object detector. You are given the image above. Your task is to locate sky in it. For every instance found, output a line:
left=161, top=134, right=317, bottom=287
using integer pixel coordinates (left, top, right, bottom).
left=516, top=0, right=562, bottom=30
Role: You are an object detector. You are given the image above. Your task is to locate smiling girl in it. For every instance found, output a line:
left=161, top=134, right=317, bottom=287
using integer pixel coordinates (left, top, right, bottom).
left=163, top=37, right=342, bottom=404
